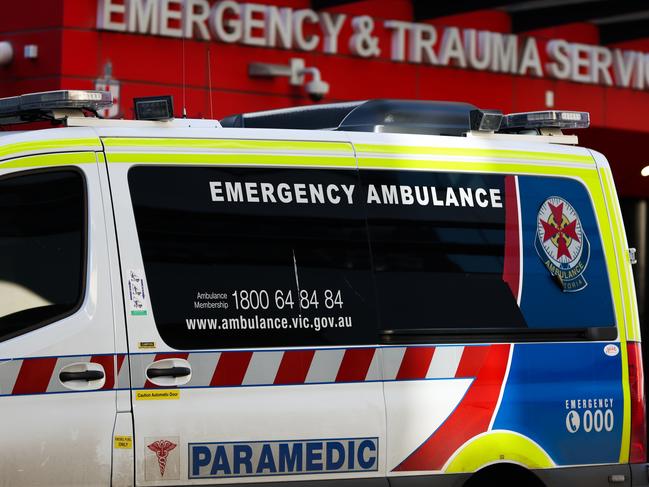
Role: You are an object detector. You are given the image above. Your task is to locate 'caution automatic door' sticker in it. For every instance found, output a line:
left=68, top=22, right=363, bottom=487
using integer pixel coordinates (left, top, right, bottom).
left=535, top=197, right=590, bottom=292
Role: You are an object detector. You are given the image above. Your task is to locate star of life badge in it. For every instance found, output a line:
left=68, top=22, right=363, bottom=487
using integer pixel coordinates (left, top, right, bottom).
left=535, top=196, right=590, bottom=292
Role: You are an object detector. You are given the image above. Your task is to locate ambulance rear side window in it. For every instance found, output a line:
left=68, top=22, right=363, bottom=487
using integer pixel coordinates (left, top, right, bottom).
left=0, top=170, right=86, bottom=342
left=363, top=170, right=615, bottom=335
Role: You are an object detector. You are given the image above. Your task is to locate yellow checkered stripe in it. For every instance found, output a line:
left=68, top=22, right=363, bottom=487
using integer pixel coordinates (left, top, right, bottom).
left=354, top=144, right=594, bottom=165
left=102, top=137, right=356, bottom=167
left=0, top=151, right=97, bottom=168
left=597, top=167, right=637, bottom=464
left=0, top=138, right=100, bottom=163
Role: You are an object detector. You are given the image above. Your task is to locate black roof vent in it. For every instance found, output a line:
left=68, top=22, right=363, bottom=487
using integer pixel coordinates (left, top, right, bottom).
left=221, top=99, right=478, bottom=136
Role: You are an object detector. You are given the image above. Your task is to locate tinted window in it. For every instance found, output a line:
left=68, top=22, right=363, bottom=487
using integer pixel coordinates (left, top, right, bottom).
left=128, top=166, right=377, bottom=350
left=360, top=170, right=615, bottom=332
left=0, top=170, right=86, bottom=341
left=361, top=170, right=525, bottom=330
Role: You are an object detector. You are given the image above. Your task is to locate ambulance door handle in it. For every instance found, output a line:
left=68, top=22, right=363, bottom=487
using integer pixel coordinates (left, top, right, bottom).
left=145, top=358, right=192, bottom=386
left=60, top=370, right=105, bottom=382
left=58, top=362, right=106, bottom=391
left=147, top=366, right=191, bottom=379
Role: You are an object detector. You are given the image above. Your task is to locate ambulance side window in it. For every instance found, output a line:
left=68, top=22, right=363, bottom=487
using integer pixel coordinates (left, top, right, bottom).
left=0, top=169, right=86, bottom=342
left=128, top=166, right=377, bottom=350
left=361, top=170, right=615, bottom=335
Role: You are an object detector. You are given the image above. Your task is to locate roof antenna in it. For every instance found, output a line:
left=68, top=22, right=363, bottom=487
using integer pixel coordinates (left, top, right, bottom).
left=207, top=46, right=214, bottom=120
left=182, top=36, right=187, bottom=118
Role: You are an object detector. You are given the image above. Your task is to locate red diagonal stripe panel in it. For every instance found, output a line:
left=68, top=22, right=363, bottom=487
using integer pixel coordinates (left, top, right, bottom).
left=12, top=357, right=57, bottom=395
left=335, top=348, right=375, bottom=383
left=455, top=345, right=490, bottom=378
left=274, top=350, right=315, bottom=385
left=503, top=175, right=521, bottom=301
left=91, top=355, right=116, bottom=390
left=394, top=344, right=511, bottom=472
left=396, top=347, right=435, bottom=380
left=116, top=354, right=127, bottom=388
left=145, top=353, right=189, bottom=389
left=117, top=354, right=126, bottom=373
left=210, top=351, right=253, bottom=387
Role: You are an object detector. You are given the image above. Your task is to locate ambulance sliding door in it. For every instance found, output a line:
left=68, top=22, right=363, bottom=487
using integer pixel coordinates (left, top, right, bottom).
left=356, top=164, right=622, bottom=478
left=104, top=137, right=387, bottom=486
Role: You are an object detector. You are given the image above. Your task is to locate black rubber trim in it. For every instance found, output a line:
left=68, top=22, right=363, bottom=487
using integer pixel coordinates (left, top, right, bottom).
left=59, top=370, right=105, bottom=382
left=380, top=326, right=617, bottom=344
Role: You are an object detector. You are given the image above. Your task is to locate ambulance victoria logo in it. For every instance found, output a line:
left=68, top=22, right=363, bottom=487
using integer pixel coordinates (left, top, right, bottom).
left=535, top=196, right=590, bottom=292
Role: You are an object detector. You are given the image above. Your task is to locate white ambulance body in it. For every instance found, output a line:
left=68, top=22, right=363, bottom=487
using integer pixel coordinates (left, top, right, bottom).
left=0, top=91, right=645, bottom=487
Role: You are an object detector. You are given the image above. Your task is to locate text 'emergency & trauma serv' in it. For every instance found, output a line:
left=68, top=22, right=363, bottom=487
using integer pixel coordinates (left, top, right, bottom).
left=209, top=181, right=503, bottom=207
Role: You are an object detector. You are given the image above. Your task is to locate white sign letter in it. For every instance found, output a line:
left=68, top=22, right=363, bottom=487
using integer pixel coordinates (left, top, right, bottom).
left=518, top=37, right=542, bottom=77
left=242, top=3, right=267, bottom=47
left=159, top=0, right=183, bottom=38
left=590, top=46, right=613, bottom=86
left=570, top=43, right=592, bottom=83
left=266, top=6, right=292, bottom=49
left=320, top=12, right=346, bottom=54
left=385, top=20, right=412, bottom=62
left=183, top=0, right=210, bottom=40
left=99, top=0, right=127, bottom=32
left=465, top=29, right=491, bottom=70
left=293, top=9, right=320, bottom=51
left=546, top=39, right=571, bottom=80
left=210, top=0, right=242, bottom=43
left=490, top=33, right=518, bottom=74
left=409, top=23, right=438, bottom=64
left=439, top=27, right=466, bottom=68
left=613, top=49, right=637, bottom=88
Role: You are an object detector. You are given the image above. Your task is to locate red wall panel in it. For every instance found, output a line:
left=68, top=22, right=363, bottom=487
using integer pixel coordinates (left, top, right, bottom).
left=0, top=0, right=64, bottom=31
left=1, top=1, right=649, bottom=196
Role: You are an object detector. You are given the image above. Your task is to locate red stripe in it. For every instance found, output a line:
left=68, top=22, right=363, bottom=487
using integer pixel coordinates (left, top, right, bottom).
left=335, top=348, right=375, bottom=382
left=12, top=357, right=58, bottom=395
left=117, top=354, right=126, bottom=373
left=91, top=355, right=115, bottom=390
left=274, top=350, right=315, bottom=385
left=210, top=352, right=253, bottom=387
left=503, top=175, right=521, bottom=301
left=145, top=353, right=189, bottom=389
left=394, top=344, right=511, bottom=472
left=455, top=346, right=490, bottom=378
left=116, top=355, right=127, bottom=388
left=396, top=347, right=435, bottom=380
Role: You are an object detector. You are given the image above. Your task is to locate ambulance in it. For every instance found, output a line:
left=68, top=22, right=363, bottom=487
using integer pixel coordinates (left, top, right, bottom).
left=0, top=90, right=645, bottom=487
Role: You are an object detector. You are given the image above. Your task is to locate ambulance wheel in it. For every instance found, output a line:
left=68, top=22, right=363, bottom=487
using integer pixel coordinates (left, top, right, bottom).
left=463, top=463, right=545, bottom=487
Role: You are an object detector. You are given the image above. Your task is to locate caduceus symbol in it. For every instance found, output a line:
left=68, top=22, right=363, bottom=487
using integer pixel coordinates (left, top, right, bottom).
left=147, top=440, right=177, bottom=476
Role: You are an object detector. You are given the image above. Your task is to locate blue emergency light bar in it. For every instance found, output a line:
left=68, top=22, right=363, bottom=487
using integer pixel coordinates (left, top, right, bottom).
left=0, top=90, right=112, bottom=124
left=502, top=110, right=590, bottom=130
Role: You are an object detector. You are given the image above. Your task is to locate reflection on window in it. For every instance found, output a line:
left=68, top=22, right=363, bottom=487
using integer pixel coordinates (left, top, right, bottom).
left=0, top=170, right=85, bottom=341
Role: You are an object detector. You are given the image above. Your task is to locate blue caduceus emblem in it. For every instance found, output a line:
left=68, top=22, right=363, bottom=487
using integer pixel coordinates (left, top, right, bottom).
left=535, top=196, right=590, bottom=292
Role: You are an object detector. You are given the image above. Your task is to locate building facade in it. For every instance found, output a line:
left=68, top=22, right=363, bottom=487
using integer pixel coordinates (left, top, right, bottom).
left=2, top=0, right=649, bottom=322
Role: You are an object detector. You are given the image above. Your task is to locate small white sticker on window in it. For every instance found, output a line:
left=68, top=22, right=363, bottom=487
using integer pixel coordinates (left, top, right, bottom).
left=128, top=269, right=148, bottom=316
